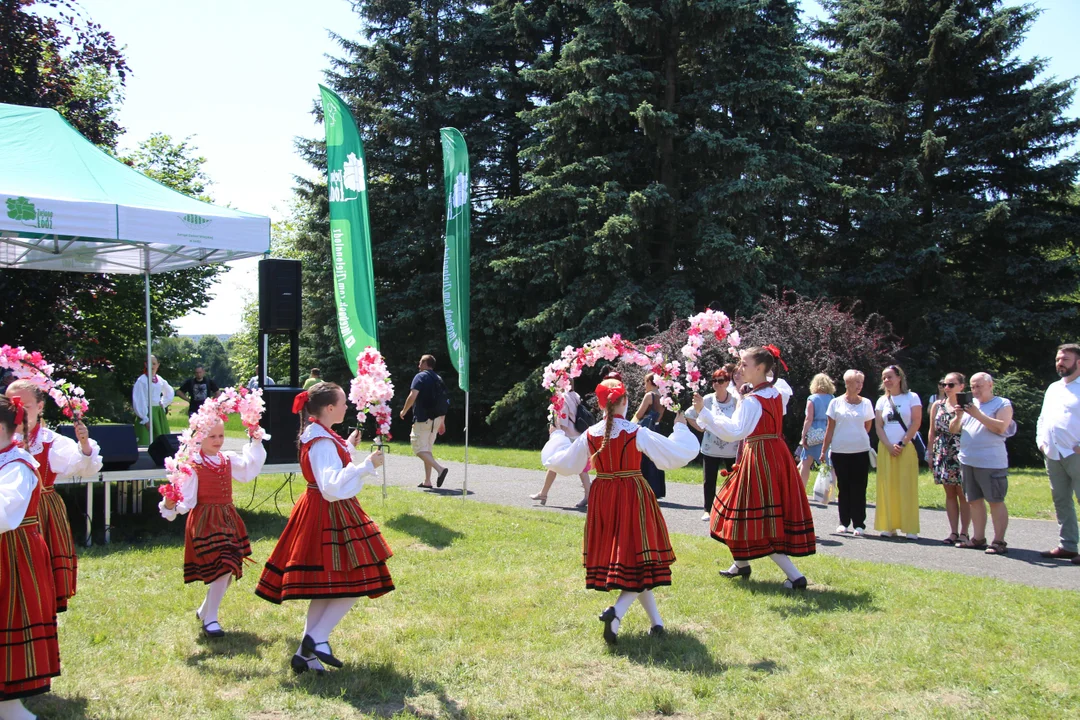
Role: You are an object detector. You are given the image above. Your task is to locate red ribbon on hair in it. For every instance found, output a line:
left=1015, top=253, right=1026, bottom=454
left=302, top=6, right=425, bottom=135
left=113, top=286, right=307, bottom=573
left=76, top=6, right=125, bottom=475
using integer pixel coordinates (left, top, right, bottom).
left=9, top=396, right=24, bottom=426
left=595, top=382, right=626, bottom=409
left=762, top=344, right=789, bottom=372
left=291, top=391, right=309, bottom=415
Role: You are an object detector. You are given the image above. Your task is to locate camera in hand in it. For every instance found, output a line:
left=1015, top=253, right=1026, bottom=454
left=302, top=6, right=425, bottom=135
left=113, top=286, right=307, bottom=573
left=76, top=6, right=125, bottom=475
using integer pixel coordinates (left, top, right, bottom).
left=956, top=391, right=972, bottom=407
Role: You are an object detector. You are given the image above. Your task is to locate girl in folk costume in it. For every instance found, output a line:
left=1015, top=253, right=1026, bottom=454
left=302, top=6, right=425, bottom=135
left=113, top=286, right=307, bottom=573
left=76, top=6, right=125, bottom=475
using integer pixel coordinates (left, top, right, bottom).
left=255, top=382, right=393, bottom=674
left=158, top=418, right=266, bottom=639
left=5, top=381, right=101, bottom=613
left=542, top=379, right=699, bottom=644
left=0, top=395, right=60, bottom=720
left=692, top=346, right=816, bottom=589
left=132, top=355, right=175, bottom=446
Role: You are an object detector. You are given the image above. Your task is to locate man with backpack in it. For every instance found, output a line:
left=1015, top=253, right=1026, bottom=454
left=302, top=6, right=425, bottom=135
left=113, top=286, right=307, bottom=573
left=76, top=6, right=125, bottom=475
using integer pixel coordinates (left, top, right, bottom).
left=400, top=354, right=451, bottom=488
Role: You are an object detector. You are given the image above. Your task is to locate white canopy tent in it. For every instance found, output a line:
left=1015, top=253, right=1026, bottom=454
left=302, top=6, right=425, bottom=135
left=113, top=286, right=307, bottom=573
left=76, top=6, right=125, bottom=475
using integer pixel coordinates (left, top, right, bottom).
left=0, top=102, right=271, bottom=440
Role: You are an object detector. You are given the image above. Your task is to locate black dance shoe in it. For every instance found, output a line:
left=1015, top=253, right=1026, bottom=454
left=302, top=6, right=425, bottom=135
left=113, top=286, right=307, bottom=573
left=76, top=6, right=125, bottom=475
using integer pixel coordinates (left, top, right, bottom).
left=783, top=576, right=808, bottom=591
left=719, top=565, right=751, bottom=580
left=201, top=621, right=225, bottom=639
left=302, top=634, right=344, bottom=668
left=649, top=625, right=666, bottom=637
left=598, top=606, right=618, bottom=646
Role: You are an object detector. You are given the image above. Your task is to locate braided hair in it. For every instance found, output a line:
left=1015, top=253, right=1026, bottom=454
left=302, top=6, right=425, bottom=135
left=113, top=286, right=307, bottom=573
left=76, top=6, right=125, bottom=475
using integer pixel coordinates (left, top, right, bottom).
left=0, top=395, right=28, bottom=444
left=589, top=379, right=625, bottom=464
left=294, top=381, right=344, bottom=447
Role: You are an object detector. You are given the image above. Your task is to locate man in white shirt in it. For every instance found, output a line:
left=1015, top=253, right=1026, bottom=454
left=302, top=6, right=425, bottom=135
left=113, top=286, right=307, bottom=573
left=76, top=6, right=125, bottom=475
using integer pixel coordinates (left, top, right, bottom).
left=1037, top=343, right=1080, bottom=562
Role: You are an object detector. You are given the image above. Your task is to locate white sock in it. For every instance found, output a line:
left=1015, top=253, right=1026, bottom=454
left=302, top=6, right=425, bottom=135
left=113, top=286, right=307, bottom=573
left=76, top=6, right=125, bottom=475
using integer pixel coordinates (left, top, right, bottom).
left=769, top=553, right=803, bottom=581
left=637, top=590, right=663, bottom=627
left=611, top=590, right=639, bottom=634
left=310, top=597, right=358, bottom=644
left=298, top=599, right=331, bottom=655
left=0, top=699, right=36, bottom=720
left=200, top=574, right=232, bottom=625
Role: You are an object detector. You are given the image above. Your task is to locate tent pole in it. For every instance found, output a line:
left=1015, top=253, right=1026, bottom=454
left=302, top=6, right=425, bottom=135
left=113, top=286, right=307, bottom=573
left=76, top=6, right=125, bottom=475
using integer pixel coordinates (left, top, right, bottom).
left=462, top=391, right=469, bottom=503
left=144, top=254, right=153, bottom=445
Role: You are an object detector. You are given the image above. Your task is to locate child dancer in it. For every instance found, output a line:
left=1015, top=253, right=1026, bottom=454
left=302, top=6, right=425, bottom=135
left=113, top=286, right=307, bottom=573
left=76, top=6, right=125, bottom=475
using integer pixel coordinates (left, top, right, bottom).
left=6, top=380, right=101, bottom=613
left=159, top=418, right=265, bottom=638
left=542, top=379, right=699, bottom=644
left=0, top=395, right=60, bottom=720
left=692, top=346, right=816, bottom=588
left=255, top=382, right=392, bottom=673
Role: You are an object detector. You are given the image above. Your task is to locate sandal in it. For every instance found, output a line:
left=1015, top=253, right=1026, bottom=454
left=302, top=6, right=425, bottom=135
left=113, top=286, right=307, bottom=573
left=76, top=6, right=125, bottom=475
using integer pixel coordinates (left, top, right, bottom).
left=943, top=532, right=959, bottom=545
left=956, top=536, right=987, bottom=550
left=986, top=540, right=1008, bottom=555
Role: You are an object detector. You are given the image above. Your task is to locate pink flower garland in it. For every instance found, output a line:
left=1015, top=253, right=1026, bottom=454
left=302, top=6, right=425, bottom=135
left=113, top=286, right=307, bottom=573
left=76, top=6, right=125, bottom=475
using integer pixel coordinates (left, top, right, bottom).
left=348, top=346, right=394, bottom=440
left=680, top=310, right=742, bottom=393
left=158, top=387, right=267, bottom=504
left=0, top=345, right=90, bottom=419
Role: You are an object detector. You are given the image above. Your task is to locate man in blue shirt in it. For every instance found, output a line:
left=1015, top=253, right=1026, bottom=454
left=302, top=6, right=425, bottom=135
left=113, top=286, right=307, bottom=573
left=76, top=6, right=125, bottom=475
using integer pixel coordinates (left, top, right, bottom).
left=400, top=354, right=449, bottom=488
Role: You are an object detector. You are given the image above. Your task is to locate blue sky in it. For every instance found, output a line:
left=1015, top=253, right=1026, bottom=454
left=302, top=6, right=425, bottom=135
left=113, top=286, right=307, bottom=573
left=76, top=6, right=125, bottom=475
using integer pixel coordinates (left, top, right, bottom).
left=75, top=0, right=1080, bottom=336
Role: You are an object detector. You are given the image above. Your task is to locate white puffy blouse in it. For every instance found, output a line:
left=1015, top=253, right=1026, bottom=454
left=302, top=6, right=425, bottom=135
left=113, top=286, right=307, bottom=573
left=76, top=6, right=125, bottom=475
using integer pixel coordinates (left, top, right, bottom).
left=541, top=417, right=700, bottom=476
left=158, top=440, right=267, bottom=521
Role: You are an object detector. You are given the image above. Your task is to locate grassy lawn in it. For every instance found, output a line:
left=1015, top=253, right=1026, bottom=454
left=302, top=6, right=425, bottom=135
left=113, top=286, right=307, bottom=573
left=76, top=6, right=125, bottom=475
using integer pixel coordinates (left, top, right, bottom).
left=432, top=443, right=1069, bottom=521
left=31, top=474, right=1079, bottom=719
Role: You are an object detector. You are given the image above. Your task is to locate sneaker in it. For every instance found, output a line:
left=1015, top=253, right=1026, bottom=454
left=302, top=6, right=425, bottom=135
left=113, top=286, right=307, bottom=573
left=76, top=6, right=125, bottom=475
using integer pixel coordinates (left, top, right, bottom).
left=701, top=513, right=711, bottom=522
left=879, top=531, right=894, bottom=538
left=853, top=528, right=864, bottom=536
left=835, top=525, right=849, bottom=534
left=907, top=533, right=919, bottom=540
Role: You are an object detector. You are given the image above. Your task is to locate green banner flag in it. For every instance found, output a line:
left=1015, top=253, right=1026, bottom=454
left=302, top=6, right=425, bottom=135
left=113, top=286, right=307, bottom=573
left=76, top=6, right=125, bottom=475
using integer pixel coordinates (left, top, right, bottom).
left=320, top=85, right=378, bottom=369
left=441, top=128, right=470, bottom=392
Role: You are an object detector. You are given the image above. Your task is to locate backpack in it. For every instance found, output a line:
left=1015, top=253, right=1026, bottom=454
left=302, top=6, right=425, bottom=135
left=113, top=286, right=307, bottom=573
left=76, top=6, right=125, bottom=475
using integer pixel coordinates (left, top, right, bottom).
left=573, top=402, right=596, bottom=433
left=425, top=371, right=451, bottom=418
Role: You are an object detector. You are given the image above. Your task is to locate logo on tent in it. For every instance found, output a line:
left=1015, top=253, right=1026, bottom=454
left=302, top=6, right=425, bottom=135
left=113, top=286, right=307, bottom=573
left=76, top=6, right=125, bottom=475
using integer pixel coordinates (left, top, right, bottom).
left=5, top=197, right=53, bottom=230
left=179, top=214, right=213, bottom=229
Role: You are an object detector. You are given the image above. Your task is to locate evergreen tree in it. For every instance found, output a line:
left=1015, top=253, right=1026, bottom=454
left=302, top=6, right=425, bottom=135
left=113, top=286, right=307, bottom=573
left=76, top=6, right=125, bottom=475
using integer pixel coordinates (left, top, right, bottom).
left=488, top=0, right=831, bottom=444
left=812, top=0, right=1080, bottom=376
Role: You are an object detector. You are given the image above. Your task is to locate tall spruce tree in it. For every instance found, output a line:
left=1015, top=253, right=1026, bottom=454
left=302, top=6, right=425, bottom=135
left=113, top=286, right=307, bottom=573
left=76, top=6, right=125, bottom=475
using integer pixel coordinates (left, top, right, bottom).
left=812, top=0, right=1080, bottom=376
left=488, top=0, right=831, bottom=444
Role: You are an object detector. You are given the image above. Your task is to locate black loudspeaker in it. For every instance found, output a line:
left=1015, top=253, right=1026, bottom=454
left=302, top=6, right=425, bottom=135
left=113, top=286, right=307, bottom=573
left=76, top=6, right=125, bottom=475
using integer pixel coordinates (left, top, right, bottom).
left=262, top=387, right=303, bottom=464
left=57, top=424, right=137, bottom=471
left=259, top=259, right=302, bottom=332
left=147, top=433, right=182, bottom=468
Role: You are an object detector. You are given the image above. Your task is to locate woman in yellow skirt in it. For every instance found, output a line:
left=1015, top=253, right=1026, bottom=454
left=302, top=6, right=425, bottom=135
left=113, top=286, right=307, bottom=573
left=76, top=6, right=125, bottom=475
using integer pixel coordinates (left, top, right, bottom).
left=873, top=365, right=923, bottom=538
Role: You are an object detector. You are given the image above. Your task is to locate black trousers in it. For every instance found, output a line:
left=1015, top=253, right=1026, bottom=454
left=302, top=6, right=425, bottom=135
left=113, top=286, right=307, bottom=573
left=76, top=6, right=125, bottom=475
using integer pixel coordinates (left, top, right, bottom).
left=703, top=455, right=736, bottom=511
left=832, top=451, right=870, bottom=529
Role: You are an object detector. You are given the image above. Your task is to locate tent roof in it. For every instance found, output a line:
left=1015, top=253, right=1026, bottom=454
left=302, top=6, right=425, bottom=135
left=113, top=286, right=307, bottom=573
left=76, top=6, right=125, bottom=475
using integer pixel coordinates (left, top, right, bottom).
left=0, top=103, right=270, bottom=274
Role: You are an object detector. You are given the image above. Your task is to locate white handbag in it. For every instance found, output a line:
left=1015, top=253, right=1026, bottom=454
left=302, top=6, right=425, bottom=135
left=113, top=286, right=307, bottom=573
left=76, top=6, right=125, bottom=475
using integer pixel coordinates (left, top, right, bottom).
left=869, top=447, right=878, bottom=469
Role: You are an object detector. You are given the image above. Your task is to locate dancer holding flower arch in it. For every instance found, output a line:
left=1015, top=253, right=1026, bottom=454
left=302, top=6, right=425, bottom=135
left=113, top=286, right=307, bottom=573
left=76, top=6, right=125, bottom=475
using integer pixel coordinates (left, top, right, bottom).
left=692, top=346, right=816, bottom=589
left=542, top=378, right=699, bottom=644
left=158, top=389, right=267, bottom=639
left=255, top=381, right=393, bottom=674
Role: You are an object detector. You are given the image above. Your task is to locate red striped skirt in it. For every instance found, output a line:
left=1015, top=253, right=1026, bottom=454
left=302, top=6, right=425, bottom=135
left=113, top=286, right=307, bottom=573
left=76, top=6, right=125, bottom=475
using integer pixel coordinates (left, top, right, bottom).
left=584, top=472, right=675, bottom=592
left=39, top=487, right=77, bottom=612
left=710, top=436, right=816, bottom=561
left=0, top=518, right=60, bottom=700
left=183, top=503, right=253, bottom=584
left=255, top=486, right=394, bottom=603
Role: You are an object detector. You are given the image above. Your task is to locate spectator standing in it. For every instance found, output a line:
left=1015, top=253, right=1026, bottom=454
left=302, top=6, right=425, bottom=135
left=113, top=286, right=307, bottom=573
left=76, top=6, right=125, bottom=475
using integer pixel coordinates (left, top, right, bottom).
left=797, top=374, right=835, bottom=485
left=1037, top=344, right=1080, bottom=563
left=303, top=368, right=322, bottom=391
left=177, top=365, right=220, bottom=417
left=819, top=370, right=875, bottom=535
left=949, top=373, right=1014, bottom=555
left=400, top=355, right=449, bottom=489
left=686, top=367, right=739, bottom=521
left=927, top=373, right=970, bottom=546
left=874, top=365, right=922, bottom=539
left=634, top=373, right=667, bottom=499
left=247, top=375, right=275, bottom=391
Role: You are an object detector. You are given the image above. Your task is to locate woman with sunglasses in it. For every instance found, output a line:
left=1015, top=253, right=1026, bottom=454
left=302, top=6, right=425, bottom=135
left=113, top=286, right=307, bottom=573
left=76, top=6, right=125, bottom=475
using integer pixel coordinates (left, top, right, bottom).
left=927, top=373, right=970, bottom=545
left=686, top=366, right=739, bottom=521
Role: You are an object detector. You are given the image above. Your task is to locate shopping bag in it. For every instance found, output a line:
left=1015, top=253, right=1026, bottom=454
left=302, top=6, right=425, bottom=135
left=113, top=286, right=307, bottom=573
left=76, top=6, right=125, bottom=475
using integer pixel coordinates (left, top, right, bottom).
left=812, top=464, right=835, bottom=505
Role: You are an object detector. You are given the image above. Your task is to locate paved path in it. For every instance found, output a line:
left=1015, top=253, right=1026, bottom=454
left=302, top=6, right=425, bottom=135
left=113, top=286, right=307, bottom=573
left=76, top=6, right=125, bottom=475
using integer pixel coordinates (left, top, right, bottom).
left=235, top=437, right=1077, bottom=591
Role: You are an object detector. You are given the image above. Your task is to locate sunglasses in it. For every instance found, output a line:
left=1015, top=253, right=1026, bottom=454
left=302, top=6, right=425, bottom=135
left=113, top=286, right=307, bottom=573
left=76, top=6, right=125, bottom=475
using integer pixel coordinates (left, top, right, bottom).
left=938, top=382, right=957, bottom=388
